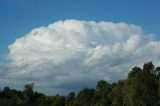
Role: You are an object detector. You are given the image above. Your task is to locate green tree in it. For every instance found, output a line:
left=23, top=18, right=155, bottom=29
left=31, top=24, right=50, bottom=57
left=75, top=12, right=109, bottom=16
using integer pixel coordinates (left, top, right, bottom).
left=52, top=95, right=65, bottom=106
left=128, top=66, right=142, bottom=80
left=94, top=80, right=111, bottom=106
left=109, top=80, right=125, bottom=106
left=126, top=62, right=158, bottom=106
left=155, top=66, right=160, bottom=78
left=76, top=88, right=95, bottom=106
left=66, top=92, right=75, bottom=106
left=23, top=83, right=34, bottom=103
left=142, top=62, right=158, bottom=105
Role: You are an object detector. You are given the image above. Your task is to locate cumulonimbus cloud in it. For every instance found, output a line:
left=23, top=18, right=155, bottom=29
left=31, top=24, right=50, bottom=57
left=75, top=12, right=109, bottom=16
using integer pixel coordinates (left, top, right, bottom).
left=2, top=19, right=160, bottom=95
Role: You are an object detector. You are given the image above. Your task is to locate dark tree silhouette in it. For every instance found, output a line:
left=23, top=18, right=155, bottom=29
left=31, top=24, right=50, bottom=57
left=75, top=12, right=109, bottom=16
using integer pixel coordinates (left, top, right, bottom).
left=0, top=62, right=160, bottom=106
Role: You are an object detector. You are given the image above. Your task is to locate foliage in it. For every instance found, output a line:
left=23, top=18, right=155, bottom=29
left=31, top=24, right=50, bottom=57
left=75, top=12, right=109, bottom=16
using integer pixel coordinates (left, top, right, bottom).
left=0, top=62, right=160, bottom=106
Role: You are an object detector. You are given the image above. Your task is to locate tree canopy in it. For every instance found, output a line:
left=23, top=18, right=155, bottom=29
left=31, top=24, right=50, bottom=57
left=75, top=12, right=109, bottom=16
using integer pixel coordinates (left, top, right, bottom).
left=0, top=62, right=160, bottom=106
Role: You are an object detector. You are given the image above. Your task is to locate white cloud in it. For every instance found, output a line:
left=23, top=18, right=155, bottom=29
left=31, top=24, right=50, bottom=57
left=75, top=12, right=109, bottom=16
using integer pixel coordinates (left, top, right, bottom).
left=1, top=19, right=160, bottom=95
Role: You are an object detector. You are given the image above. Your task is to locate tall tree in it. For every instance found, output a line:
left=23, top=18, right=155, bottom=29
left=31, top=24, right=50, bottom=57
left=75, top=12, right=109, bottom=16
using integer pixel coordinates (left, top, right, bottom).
left=23, top=83, right=34, bottom=103
left=94, top=80, right=111, bottom=106
left=109, top=80, right=125, bottom=106
left=66, top=92, right=75, bottom=106
left=76, top=88, right=95, bottom=106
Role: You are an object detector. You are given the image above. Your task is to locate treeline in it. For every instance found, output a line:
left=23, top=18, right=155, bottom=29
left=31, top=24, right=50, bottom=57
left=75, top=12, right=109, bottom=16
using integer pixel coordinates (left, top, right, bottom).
left=0, top=62, right=160, bottom=106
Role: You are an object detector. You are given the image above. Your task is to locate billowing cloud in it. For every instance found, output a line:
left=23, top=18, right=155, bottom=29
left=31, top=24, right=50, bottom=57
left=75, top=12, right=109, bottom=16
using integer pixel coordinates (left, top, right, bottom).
left=2, top=19, right=160, bottom=95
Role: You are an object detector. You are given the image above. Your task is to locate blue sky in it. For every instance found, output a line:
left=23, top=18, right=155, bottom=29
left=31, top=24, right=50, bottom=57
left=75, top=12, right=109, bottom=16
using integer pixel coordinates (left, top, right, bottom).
left=0, top=0, right=160, bottom=95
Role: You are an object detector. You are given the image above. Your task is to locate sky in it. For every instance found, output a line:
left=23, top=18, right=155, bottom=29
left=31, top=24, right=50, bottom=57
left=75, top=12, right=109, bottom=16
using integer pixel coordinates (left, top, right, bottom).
left=0, top=0, right=160, bottom=95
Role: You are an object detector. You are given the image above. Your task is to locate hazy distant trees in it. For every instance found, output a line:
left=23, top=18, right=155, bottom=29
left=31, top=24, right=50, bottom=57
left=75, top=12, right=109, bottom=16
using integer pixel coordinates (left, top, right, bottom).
left=0, top=62, right=160, bottom=106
